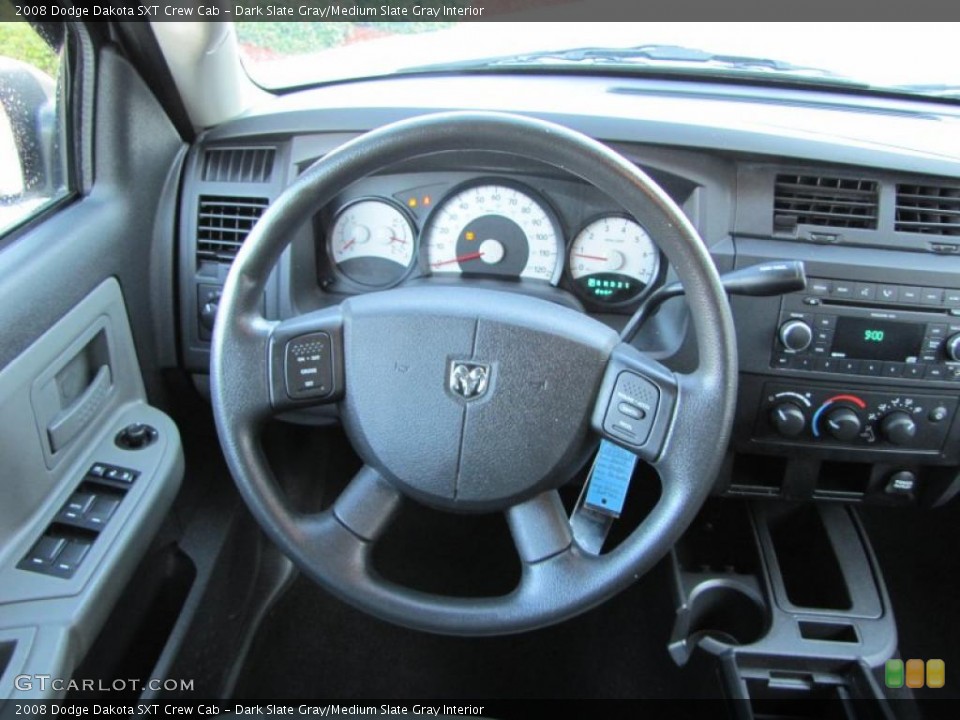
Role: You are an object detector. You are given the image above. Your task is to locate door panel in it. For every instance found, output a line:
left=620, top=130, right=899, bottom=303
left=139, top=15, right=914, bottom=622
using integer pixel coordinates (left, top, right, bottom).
left=0, top=40, right=186, bottom=699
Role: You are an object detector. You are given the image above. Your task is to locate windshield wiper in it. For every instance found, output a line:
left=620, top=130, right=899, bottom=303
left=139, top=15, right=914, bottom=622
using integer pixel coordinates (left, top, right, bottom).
left=403, top=43, right=849, bottom=80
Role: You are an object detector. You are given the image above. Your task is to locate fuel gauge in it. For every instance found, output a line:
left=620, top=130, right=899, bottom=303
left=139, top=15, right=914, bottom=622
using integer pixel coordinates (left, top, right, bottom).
left=568, top=215, right=660, bottom=305
left=328, top=199, right=416, bottom=287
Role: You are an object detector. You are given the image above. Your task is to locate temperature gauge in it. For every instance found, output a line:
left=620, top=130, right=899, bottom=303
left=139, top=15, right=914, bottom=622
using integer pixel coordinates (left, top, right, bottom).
left=328, top=199, right=416, bottom=287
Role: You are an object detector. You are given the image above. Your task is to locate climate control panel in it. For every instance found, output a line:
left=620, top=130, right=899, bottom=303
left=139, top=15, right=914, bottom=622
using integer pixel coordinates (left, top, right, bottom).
left=756, top=383, right=958, bottom=453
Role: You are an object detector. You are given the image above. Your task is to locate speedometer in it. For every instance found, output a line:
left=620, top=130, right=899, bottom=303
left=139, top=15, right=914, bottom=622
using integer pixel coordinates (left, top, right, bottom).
left=422, top=182, right=562, bottom=282
left=568, top=215, right=660, bottom=305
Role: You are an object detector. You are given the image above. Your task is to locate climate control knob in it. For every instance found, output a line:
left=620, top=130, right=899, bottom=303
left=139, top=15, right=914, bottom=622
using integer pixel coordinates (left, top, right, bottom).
left=779, top=320, right=813, bottom=353
left=946, top=333, right=960, bottom=362
left=770, top=402, right=806, bottom=437
left=823, top=406, right=862, bottom=442
left=880, top=411, right=918, bottom=446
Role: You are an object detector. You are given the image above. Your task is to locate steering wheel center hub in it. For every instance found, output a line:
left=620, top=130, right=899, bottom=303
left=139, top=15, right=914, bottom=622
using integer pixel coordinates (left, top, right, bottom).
left=339, top=286, right=618, bottom=511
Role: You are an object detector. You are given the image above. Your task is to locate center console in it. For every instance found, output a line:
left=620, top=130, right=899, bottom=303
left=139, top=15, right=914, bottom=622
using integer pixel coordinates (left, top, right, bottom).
left=669, top=500, right=899, bottom=717
left=725, top=239, right=960, bottom=507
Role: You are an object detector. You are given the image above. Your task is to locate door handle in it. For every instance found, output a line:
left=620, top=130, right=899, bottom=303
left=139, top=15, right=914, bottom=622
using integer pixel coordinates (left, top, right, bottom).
left=46, top=364, right=112, bottom=453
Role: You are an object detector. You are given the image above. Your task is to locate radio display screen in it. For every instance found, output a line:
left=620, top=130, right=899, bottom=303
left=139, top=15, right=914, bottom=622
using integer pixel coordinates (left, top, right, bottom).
left=832, top=318, right=925, bottom=362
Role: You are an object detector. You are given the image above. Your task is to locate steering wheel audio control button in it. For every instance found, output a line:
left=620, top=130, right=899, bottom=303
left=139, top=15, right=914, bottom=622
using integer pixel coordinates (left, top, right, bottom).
left=603, top=372, right=659, bottom=446
left=284, top=332, right=334, bottom=399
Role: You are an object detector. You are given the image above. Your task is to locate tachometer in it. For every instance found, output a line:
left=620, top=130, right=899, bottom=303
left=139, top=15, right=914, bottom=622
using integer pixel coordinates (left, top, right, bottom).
left=568, top=216, right=660, bottom=305
left=328, top=199, right=416, bottom=287
left=422, top=182, right=562, bottom=282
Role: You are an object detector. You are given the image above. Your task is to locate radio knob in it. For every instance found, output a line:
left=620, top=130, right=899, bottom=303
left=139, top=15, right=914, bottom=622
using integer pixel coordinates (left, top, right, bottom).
left=946, top=333, right=960, bottom=362
left=779, top=320, right=813, bottom=352
left=770, top=402, right=806, bottom=437
left=823, top=407, right=862, bottom=442
left=880, top=411, right=918, bottom=446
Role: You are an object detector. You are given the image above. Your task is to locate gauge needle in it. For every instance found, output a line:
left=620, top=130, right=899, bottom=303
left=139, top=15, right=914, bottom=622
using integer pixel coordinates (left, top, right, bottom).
left=431, top=251, right=484, bottom=268
left=388, top=235, right=407, bottom=245
left=574, top=253, right=608, bottom=262
left=341, top=239, right=356, bottom=252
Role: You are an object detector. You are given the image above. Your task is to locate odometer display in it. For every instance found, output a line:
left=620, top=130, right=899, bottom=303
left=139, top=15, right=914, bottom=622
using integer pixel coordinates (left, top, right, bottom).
left=422, top=183, right=561, bottom=282
left=569, top=216, right=659, bottom=305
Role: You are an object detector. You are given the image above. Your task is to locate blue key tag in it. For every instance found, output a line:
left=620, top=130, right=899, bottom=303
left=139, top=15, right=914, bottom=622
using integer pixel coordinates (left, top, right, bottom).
left=584, top=440, right=638, bottom=518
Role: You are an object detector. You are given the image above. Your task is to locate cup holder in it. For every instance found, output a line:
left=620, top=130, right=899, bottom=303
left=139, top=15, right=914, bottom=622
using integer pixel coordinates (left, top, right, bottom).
left=669, top=578, right=769, bottom=665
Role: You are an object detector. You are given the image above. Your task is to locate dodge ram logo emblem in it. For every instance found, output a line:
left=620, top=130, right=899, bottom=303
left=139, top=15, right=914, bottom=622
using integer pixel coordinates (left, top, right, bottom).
left=449, top=361, right=490, bottom=400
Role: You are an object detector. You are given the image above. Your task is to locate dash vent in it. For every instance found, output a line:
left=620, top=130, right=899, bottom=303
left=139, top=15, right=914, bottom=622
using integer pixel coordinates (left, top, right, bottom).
left=774, top=174, right=879, bottom=231
left=201, top=147, right=275, bottom=183
left=196, top=195, right=269, bottom=265
left=895, top=184, right=960, bottom=236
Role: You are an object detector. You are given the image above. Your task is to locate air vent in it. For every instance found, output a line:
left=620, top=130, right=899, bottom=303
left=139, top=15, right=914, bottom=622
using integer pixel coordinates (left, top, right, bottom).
left=196, top=195, right=269, bottom=264
left=201, top=147, right=275, bottom=183
left=895, top=184, right=960, bottom=236
left=774, top=174, right=879, bottom=230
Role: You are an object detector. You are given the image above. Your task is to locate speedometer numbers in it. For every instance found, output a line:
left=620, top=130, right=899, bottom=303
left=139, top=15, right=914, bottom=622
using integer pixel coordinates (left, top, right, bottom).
left=569, top=216, right=660, bottom=305
left=328, top=199, right=416, bottom=287
left=422, top=183, right=561, bottom=282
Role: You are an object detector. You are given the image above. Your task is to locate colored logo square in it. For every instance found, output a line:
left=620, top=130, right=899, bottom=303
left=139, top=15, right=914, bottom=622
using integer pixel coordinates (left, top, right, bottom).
left=906, top=659, right=925, bottom=688
left=885, top=659, right=904, bottom=688
left=927, top=659, right=945, bottom=689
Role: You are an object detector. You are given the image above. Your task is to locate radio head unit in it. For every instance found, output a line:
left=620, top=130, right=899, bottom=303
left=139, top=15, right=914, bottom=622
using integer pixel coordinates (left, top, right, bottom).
left=771, top=277, right=960, bottom=381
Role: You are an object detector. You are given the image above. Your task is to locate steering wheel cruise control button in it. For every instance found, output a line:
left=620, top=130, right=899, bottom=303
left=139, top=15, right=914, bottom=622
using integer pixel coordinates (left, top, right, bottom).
left=603, top=371, right=659, bottom=446
left=617, top=401, right=646, bottom=420
left=285, top=332, right=334, bottom=399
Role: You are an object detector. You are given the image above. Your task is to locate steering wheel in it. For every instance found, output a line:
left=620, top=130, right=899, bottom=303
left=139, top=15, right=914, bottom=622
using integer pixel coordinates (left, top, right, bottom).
left=210, top=112, right=737, bottom=636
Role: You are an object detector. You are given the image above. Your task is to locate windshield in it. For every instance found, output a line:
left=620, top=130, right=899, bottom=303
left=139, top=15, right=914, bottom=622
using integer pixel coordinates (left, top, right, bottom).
left=238, top=21, right=960, bottom=100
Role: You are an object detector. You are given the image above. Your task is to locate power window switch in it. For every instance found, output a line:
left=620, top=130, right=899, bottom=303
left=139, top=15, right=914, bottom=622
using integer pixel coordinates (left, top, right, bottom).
left=53, top=540, right=92, bottom=574
left=25, top=536, right=67, bottom=567
left=85, top=496, right=121, bottom=528
left=66, top=492, right=96, bottom=513
left=58, top=491, right=97, bottom=524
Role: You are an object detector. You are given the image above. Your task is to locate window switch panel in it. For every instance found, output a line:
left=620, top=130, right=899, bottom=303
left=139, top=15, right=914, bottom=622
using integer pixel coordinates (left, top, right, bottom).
left=20, top=460, right=136, bottom=578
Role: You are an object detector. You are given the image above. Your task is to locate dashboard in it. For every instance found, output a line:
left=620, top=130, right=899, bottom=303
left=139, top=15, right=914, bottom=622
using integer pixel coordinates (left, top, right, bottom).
left=176, top=72, right=960, bottom=509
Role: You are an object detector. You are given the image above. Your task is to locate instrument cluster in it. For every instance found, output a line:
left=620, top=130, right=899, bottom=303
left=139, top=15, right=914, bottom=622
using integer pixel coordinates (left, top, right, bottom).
left=318, top=174, right=665, bottom=310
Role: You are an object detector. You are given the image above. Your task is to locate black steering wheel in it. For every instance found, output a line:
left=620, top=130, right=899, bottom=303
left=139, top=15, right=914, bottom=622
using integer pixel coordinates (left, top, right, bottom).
left=210, top=112, right=737, bottom=636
